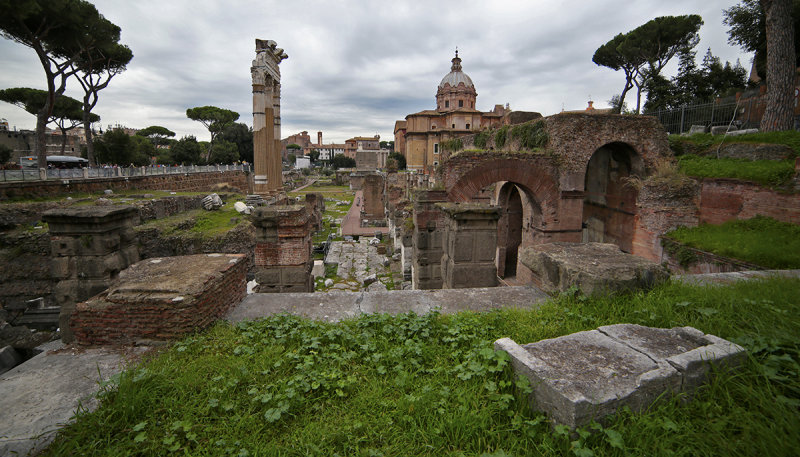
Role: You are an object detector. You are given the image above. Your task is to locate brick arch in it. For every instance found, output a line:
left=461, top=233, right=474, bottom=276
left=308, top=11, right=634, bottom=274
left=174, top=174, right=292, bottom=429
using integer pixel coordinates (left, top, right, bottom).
left=445, top=155, right=559, bottom=212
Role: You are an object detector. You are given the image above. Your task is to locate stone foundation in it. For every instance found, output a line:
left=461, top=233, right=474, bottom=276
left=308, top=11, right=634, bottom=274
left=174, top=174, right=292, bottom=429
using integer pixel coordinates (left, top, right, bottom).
left=71, top=254, right=246, bottom=345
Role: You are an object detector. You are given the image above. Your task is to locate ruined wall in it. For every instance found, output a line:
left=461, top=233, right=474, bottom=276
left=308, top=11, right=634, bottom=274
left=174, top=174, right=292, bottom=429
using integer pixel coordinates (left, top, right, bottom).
left=412, top=190, right=448, bottom=289
left=0, top=171, right=250, bottom=200
left=697, top=178, right=800, bottom=225
left=361, top=174, right=385, bottom=222
left=632, top=180, right=700, bottom=262
left=0, top=230, right=53, bottom=310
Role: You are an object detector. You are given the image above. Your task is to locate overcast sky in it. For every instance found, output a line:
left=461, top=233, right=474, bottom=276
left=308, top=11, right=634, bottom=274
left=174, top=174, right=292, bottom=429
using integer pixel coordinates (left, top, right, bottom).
left=0, top=0, right=752, bottom=144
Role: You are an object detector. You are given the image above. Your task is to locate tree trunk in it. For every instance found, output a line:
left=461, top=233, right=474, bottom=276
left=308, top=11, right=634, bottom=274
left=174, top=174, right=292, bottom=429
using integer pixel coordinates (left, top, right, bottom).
left=760, top=0, right=796, bottom=132
left=618, top=79, right=633, bottom=114
left=83, top=107, right=95, bottom=166
left=60, top=126, right=67, bottom=155
left=35, top=108, right=49, bottom=169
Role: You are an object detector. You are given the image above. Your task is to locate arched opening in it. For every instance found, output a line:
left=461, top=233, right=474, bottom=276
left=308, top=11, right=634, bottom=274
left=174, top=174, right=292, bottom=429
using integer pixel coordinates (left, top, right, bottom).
left=495, top=182, right=527, bottom=278
left=582, top=142, right=642, bottom=252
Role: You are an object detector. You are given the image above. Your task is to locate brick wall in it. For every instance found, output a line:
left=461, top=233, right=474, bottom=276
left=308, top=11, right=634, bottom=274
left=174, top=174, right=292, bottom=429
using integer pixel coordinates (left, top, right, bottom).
left=71, top=254, right=247, bottom=345
left=0, top=171, right=250, bottom=200
left=698, top=178, right=800, bottom=225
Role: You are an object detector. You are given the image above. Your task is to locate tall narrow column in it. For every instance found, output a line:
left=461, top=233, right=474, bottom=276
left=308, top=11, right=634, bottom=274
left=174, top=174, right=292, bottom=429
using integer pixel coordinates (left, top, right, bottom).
left=251, top=39, right=288, bottom=195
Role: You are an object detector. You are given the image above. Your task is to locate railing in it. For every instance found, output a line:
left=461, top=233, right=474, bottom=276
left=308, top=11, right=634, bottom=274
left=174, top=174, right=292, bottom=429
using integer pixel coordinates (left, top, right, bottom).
left=0, top=163, right=253, bottom=182
left=645, top=97, right=765, bottom=135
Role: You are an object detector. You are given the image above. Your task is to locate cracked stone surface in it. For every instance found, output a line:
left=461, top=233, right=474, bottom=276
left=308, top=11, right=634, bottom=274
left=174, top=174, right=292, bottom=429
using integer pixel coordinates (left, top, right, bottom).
left=495, top=324, right=745, bottom=428
left=325, top=240, right=389, bottom=284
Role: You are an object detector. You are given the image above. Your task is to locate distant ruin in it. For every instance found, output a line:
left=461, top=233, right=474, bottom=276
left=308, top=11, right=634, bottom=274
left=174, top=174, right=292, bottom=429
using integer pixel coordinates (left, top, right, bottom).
left=251, top=39, right=288, bottom=195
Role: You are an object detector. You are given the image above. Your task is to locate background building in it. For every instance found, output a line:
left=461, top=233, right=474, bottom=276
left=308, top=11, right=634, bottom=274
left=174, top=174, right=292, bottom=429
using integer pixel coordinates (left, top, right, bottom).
left=394, top=51, right=540, bottom=174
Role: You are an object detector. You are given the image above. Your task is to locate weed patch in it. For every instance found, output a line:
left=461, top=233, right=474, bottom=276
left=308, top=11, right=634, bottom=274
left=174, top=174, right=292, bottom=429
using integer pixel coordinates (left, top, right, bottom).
left=42, top=278, right=800, bottom=456
left=665, top=216, right=800, bottom=269
left=677, top=154, right=796, bottom=188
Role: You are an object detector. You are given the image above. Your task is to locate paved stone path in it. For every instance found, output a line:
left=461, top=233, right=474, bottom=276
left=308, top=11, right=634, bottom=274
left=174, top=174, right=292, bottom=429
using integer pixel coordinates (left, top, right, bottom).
left=325, top=239, right=389, bottom=284
left=0, top=342, right=146, bottom=456
left=340, top=190, right=390, bottom=237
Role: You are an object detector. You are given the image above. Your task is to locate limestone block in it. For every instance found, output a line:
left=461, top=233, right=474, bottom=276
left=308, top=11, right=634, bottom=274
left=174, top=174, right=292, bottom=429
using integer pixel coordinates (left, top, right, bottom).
left=519, top=242, right=669, bottom=295
left=311, top=260, right=325, bottom=278
left=50, top=257, right=75, bottom=280
left=496, top=324, right=746, bottom=428
left=0, top=345, right=23, bottom=375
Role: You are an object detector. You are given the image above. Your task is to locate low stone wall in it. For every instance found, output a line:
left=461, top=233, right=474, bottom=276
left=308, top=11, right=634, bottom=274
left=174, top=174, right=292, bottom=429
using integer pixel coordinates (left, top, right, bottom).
left=0, top=171, right=250, bottom=200
left=0, top=230, right=53, bottom=310
left=71, top=254, right=247, bottom=345
left=660, top=237, right=763, bottom=274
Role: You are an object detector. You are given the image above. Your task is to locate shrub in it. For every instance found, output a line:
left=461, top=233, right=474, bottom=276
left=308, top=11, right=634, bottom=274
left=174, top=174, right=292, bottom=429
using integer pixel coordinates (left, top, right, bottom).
left=474, top=131, right=490, bottom=149
left=440, top=138, right=463, bottom=152
left=510, top=120, right=548, bottom=150
left=494, top=125, right=509, bottom=150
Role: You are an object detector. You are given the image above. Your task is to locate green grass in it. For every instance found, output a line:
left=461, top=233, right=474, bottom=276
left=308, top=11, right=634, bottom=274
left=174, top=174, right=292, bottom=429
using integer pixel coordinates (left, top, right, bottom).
left=42, top=277, right=800, bottom=456
left=677, top=154, right=796, bottom=188
left=670, top=131, right=800, bottom=156
left=138, top=205, right=246, bottom=238
left=666, top=216, right=800, bottom=269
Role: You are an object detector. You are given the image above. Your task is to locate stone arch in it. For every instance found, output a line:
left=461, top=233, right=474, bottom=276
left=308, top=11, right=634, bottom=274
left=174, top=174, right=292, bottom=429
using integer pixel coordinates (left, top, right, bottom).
left=582, top=142, right=643, bottom=252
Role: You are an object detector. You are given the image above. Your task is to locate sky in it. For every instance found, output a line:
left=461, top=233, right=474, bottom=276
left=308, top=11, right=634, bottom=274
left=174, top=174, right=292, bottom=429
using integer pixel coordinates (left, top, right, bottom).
left=0, top=0, right=753, bottom=145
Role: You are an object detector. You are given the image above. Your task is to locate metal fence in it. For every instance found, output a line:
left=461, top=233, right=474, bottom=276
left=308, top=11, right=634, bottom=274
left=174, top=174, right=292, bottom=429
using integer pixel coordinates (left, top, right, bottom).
left=0, top=163, right=252, bottom=182
left=645, top=100, right=739, bottom=134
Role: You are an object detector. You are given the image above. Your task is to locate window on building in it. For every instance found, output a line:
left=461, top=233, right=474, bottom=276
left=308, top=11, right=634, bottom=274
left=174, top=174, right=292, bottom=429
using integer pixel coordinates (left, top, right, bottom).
left=445, top=101, right=449, bottom=108
left=434, top=161, right=439, bottom=167
left=434, top=143, right=439, bottom=154
left=458, top=100, right=463, bottom=107
left=452, top=124, right=455, bottom=128
left=432, top=125, right=436, bottom=129
left=466, top=123, right=470, bottom=129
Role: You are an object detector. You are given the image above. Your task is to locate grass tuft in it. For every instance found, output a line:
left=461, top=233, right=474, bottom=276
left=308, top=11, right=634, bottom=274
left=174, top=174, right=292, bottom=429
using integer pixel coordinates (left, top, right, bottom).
left=677, top=154, right=796, bottom=188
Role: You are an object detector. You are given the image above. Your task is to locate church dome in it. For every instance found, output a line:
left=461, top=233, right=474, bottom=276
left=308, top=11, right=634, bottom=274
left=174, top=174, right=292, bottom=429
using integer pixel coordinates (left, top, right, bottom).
left=438, top=51, right=474, bottom=88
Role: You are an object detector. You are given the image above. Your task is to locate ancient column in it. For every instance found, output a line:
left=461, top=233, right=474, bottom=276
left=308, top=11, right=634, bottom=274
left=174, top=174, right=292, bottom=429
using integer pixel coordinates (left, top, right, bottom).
left=42, top=206, right=140, bottom=343
left=436, top=203, right=501, bottom=289
left=251, top=39, right=288, bottom=195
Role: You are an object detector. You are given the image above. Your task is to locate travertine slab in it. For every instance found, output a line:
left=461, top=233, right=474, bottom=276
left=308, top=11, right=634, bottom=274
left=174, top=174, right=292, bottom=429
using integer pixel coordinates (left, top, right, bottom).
left=495, top=324, right=745, bottom=428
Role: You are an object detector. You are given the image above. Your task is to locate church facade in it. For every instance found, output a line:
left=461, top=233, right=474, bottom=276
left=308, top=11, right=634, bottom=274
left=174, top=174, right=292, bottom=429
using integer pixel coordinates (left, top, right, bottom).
left=395, top=51, right=510, bottom=174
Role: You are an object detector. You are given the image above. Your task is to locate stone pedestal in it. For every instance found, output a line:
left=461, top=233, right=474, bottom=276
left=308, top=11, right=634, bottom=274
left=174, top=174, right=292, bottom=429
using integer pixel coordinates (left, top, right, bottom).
left=251, top=39, right=288, bottom=195
left=361, top=173, right=385, bottom=222
left=436, top=203, right=501, bottom=288
left=303, top=192, right=325, bottom=231
left=251, top=205, right=313, bottom=293
left=42, top=206, right=140, bottom=343
left=411, top=190, right=447, bottom=289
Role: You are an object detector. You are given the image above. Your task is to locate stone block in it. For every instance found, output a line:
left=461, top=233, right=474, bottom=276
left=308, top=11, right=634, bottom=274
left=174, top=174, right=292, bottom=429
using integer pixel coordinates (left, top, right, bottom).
left=0, top=345, right=23, bottom=375
left=451, top=232, right=475, bottom=262
left=495, top=324, right=744, bottom=428
left=311, top=260, right=325, bottom=278
left=254, top=268, right=281, bottom=285
left=519, top=242, right=669, bottom=295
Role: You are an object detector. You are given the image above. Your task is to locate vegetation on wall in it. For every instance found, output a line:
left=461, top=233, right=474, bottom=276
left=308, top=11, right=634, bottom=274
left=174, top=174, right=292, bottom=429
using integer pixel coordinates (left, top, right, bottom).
left=440, top=138, right=463, bottom=152
left=669, top=131, right=800, bottom=156
left=510, top=120, right=549, bottom=150
left=473, top=131, right=490, bottom=149
left=494, top=125, right=509, bottom=150
left=665, top=215, right=800, bottom=269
